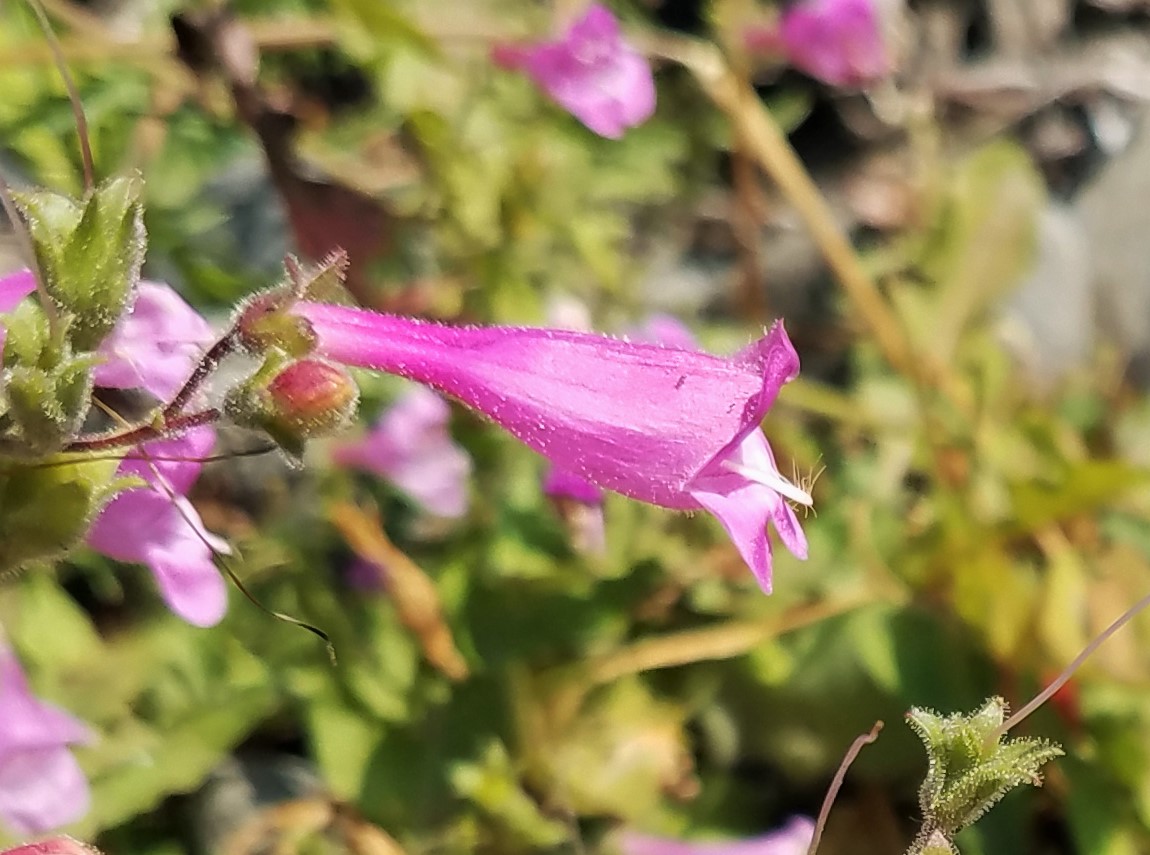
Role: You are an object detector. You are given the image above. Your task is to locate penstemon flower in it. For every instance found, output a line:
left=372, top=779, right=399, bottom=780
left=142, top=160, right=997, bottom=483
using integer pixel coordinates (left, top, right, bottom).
left=0, top=645, right=93, bottom=835
left=494, top=3, right=656, bottom=139
left=620, top=816, right=815, bottom=855
left=333, top=384, right=472, bottom=519
left=291, top=302, right=811, bottom=591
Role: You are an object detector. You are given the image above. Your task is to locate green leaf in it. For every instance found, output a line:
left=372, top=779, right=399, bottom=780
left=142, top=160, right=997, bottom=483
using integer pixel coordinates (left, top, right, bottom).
left=306, top=699, right=384, bottom=800
left=76, top=685, right=277, bottom=836
left=451, top=742, right=569, bottom=848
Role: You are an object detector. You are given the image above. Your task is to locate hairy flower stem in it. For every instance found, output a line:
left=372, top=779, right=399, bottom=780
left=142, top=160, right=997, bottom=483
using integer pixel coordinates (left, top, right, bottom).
left=67, top=326, right=238, bottom=452
left=166, top=329, right=238, bottom=414
left=991, top=588, right=1150, bottom=743
left=67, top=408, right=220, bottom=452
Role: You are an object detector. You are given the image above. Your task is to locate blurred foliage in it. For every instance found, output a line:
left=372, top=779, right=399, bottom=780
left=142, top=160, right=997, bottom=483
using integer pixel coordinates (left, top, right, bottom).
left=3, top=2, right=1150, bottom=855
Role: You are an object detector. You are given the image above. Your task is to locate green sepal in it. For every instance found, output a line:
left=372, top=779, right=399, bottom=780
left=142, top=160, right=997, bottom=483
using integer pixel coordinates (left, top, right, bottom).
left=2, top=300, right=52, bottom=368
left=905, top=698, right=1063, bottom=852
left=12, top=175, right=145, bottom=349
left=2, top=351, right=96, bottom=457
left=0, top=453, right=126, bottom=574
left=233, top=254, right=352, bottom=357
left=233, top=286, right=318, bottom=357
left=909, top=831, right=959, bottom=855
left=222, top=382, right=307, bottom=464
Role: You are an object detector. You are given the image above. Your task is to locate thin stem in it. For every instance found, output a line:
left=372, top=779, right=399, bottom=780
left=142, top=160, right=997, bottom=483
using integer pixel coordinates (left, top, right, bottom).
left=166, top=329, right=239, bottom=415
left=730, top=134, right=768, bottom=323
left=584, top=597, right=868, bottom=687
left=32, top=444, right=277, bottom=470
left=24, top=0, right=95, bottom=191
left=651, top=36, right=960, bottom=406
left=994, top=588, right=1150, bottom=741
left=66, top=408, right=220, bottom=452
left=807, top=721, right=884, bottom=855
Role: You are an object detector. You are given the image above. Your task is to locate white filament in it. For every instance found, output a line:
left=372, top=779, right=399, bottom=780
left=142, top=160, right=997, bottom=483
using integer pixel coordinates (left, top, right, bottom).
left=723, top=460, right=813, bottom=507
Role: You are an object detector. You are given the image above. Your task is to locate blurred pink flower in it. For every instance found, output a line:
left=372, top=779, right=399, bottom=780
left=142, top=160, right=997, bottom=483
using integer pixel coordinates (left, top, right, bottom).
left=94, top=281, right=215, bottom=401
left=498, top=3, right=656, bottom=138
left=86, top=426, right=229, bottom=627
left=0, top=647, right=93, bottom=835
left=0, top=838, right=95, bottom=855
left=778, top=0, right=888, bottom=86
left=628, top=314, right=698, bottom=352
left=295, top=302, right=810, bottom=591
left=0, top=269, right=38, bottom=353
left=621, top=816, right=815, bottom=855
left=333, top=385, right=472, bottom=519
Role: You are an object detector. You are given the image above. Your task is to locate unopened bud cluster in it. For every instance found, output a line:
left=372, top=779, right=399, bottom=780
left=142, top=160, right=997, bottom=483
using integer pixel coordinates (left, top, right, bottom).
left=227, top=255, right=361, bottom=459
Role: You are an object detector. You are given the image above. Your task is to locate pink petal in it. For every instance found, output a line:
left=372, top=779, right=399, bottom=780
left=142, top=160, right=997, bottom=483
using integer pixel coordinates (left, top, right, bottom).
left=94, top=282, right=215, bottom=401
left=0, top=749, right=90, bottom=836
left=621, top=817, right=815, bottom=855
left=780, top=0, right=889, bottom=87
left=114, top=426, right=216, bottom=496
left=87, top=427, right=228, bottom=627
left=0, top=270, right=36, bottom=314
left=0, top=269, right=38, bottom=354
left=88, top=491, right=228, bottom=627
left=0, top=653, right=92, bottom=756
left=518, top=3, right=655, bottom=138
left=0, top=649, right=92, bottom=835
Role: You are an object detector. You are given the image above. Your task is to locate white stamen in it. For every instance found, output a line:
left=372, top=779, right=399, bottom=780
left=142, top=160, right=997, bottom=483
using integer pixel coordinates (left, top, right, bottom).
left=723, top=460, right=814, bottom=506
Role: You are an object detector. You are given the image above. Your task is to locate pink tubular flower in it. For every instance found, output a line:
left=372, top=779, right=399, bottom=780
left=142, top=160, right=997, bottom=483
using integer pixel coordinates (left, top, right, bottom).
left=778, top=0, right=889, bottom=87
left=499, top=3, right=656, bottom=138
left=0, top=646, right=93, bottom=835
left=94, top=281, right=215, bottom=400
left=333, top=385, right=471, bottom=519
left=294, top=303, right=810, bottom=590
left=86, top=426, right=229, bottom=627
left=621, top=816, right=815, bottom=855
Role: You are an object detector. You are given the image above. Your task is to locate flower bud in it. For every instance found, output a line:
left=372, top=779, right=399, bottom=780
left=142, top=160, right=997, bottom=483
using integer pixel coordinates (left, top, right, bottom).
left=267, top=358, right=358, bottom=433
left=226, top=358, right=358, bottom=460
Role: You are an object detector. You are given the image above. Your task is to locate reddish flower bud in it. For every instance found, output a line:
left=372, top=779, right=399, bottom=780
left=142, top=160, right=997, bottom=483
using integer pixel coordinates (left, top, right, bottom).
left=266, top=358, right=359, bottom=433
left=227, top=357, right=359, bottom=460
